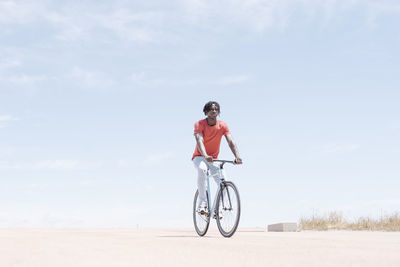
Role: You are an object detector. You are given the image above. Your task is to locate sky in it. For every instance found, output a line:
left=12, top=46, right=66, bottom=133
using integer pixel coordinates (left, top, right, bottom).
left=0, top=0, right=399, bottom=228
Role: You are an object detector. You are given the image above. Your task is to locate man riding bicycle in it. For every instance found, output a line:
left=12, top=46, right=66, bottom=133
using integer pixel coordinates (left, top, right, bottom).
left=192, top=101, right=242, bottom=213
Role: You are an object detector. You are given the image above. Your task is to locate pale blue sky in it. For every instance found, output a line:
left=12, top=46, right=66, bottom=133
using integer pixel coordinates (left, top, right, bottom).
left=1, top=0, right=399, bottom=227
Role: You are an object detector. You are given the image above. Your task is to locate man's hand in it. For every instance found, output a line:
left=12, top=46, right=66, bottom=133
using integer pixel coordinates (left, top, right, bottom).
left=234, top=158, right=243, bottom=164
left=205, top=155, right=213, bottom=162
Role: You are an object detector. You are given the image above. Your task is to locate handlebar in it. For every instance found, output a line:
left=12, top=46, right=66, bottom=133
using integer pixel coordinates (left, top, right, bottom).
left=213, top=159, right=236, bottom=164
left=212, top=159, right=238, bottom=168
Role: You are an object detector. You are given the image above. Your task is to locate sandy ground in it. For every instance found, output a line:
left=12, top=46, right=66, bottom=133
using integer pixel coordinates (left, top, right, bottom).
left=1, top=227, right=400, bottom=267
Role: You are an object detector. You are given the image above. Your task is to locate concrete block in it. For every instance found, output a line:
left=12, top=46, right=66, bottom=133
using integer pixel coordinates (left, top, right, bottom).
left=267, top=223, right=298, bottom=232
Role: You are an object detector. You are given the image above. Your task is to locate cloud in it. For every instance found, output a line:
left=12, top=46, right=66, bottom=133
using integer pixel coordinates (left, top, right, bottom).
left=1, top=0, right=399, bottom=45
left=0, top=159, right=100, bottom=171
left=32, top=160, right=81, bottom=170
left=0, top=115, right=19, bottom=128
left=117, top=159, right=132, bottom=168
left=182, top=0, right=400, bottom=33
left=70, top=67, right=114, bottom=88
left=116, top=158, right=142, bottom=169
left=0, top=58, right=21, bottom=70
left=130, top=72, right=146, bottom=83
left=390, top=122, right=400, bottom=129
left=364, top=0, right=400, bottom=27
left=142, top=152, right=175, bottom=166
left=144, top=185, right=153, bottom=191
left=98, top=9, right=167, bottom=42
left=0, top=1, right=169, bottom=43
left=0, top=115, right=19, bottom=122
left=43, top=7, right=169, bottom=43
left=0, top=73, right=49, bottom=86
left=44, top=12, right=89, bottom=42
left=322, top=143, right=360, bottom=153
left=0, top=0, right=41, bottom=24
left=0, top=57, right=48, bottom=86
left=7, top=74, right=47, bottom=85
left=217, top=74, right=250, bottom=85
left=181, top=0, right=289, bottom=32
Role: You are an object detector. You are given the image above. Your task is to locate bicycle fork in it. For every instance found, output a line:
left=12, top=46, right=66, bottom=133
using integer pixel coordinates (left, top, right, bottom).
left=205, top=169, right=233, bottom=220
left=220, top=183, right=233, bottom=211
left=218, top=167, right=233, bottom=211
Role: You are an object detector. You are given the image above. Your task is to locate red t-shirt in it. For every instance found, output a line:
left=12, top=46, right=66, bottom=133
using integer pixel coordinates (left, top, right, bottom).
left=192, top=119, right=231, bottom=160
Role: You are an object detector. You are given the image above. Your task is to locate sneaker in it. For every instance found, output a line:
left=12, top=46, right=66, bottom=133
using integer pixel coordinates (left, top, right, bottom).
left=197, top=202, right=208, bottom=215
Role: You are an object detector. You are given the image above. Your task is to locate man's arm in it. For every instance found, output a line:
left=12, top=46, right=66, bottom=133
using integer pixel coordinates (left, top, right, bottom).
left=225, top=134, right=242, bottom=164
left=194, top=133, right=213, bottom=162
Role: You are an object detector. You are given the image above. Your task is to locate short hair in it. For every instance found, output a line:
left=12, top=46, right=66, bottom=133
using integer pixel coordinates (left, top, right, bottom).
left=203, top=101, right=220, bottom=115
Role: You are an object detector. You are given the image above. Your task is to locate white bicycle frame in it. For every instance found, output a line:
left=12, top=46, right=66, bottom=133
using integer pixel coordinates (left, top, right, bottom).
left=205, top=163, right=228, bottom=219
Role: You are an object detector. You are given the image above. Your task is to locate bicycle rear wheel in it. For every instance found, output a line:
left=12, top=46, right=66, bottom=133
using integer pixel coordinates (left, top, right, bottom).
left=216, top=181, right=241, bottom=237
left=193, top=190, right=210, bottom=236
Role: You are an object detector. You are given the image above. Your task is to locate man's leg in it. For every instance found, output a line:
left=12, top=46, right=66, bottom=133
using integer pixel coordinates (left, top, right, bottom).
left=207, top=162, right=223, bottom=218
left=209, top=162, right=221, bottom=185
left=193, top=156, right=208, bottom=206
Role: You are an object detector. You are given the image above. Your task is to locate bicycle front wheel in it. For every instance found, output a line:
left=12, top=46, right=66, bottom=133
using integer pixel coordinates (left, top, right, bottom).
left=216, top=181, right=241, bottom=237
left=193, top=190, right=210, bottom=236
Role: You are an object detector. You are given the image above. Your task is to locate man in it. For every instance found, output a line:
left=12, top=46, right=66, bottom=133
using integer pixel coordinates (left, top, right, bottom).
left=192, top=101, right=242, bottom=212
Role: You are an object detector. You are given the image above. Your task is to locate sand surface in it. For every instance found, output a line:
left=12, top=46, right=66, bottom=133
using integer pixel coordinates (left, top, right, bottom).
left=1, top=227, right=400, bottom=267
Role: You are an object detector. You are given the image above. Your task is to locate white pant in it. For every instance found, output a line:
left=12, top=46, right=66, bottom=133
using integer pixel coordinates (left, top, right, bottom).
left=193, top=156, right=221, bottom=204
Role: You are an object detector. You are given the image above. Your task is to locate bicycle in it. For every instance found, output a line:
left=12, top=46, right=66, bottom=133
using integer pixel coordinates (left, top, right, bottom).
left=193, top=159, right=241, bottom=238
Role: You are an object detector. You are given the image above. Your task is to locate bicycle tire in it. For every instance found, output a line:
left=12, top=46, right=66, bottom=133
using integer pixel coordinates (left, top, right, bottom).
left=193, top=190, right=210, bottom=236
left=216, top=181, right=241, bottom=237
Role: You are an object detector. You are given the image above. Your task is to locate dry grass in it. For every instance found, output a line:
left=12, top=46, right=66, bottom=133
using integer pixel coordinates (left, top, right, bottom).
left=300, top=211, right=400, bottom=231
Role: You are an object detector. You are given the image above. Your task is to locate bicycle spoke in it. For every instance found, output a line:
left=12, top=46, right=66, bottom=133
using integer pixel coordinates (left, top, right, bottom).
left=193, top=190, right=210, bottom=236
left=216, top=182, right=241, bottom=237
